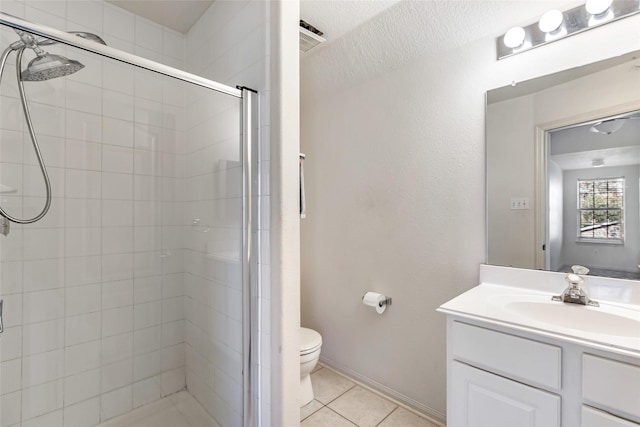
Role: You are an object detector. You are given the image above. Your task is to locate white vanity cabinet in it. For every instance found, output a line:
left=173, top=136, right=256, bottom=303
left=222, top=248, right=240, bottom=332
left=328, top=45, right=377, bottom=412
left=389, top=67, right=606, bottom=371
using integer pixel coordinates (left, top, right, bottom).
left=448, top=321, right=561, bottom=427
left=582, top=406, right=640, bottom=427
left=451, top=361, right=560, bottom=427
left=445, top=318, right=640, bottom=427
left=582, top=354, right=640, bottom=426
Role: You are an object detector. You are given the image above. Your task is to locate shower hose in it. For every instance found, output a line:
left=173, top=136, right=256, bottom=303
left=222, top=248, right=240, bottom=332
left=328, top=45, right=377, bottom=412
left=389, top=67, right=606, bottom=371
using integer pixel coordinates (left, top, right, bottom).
left=0, top=44, right=52, bottom=224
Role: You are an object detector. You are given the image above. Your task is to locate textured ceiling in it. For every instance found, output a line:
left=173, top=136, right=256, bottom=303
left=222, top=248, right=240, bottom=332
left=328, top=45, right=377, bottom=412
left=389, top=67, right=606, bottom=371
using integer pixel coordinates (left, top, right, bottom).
left=301, top=0, right=584, bottom=94
left=106, top=0, right=214, bottom=33
left=300, top=0, right=402, bottom=45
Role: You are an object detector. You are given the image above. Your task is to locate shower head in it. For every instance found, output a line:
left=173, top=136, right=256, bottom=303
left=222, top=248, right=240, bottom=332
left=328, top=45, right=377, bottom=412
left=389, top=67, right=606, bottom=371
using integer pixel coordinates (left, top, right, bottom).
left=20, top=53, right=84, bottom=81
left=9, top=29, right=106, bottom=81
left=69, top=31, right=107, bottom=45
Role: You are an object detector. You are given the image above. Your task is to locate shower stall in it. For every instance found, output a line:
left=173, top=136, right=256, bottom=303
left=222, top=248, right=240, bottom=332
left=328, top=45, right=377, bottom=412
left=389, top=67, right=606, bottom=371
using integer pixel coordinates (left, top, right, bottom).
left=0, top=11, right=259, bottom=427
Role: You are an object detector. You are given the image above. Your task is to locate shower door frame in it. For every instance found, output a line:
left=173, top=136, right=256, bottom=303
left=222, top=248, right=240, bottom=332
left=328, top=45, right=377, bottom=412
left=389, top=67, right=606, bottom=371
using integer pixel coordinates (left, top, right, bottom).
left=0, top=13, right=241, bottom=97
left=0, top=11, right=259, bottom=427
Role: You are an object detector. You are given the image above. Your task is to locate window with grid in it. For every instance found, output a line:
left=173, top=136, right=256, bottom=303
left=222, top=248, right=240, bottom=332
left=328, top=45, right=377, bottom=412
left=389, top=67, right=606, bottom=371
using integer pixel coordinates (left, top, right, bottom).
left=577, top=178, right=624, bottom=242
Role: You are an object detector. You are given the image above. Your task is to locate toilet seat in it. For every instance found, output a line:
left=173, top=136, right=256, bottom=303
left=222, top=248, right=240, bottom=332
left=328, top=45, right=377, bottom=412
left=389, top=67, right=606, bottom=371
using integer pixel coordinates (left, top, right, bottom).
left=300, top=327, right=322, bottom=355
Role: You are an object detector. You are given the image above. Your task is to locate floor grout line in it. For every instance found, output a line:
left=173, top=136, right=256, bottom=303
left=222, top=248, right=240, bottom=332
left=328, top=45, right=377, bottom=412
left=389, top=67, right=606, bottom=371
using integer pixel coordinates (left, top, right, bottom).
left=323, top=382, right=357, bottom=406
left=317, top=363, right=443, bottom=427
left=375, top=406, right=399, bottom=427
left=326, top=405, right=358, bottom=426
left=305, top=364, right=440, bottom=427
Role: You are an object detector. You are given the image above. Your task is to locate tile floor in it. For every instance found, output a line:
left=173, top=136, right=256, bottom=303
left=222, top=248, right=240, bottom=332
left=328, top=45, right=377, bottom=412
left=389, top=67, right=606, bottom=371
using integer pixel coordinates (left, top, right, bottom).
left=94, top=366, right=439, bottom=427
left=301, top=365, right=441, bottom=427
left=96, top=390, right=218, bottom=427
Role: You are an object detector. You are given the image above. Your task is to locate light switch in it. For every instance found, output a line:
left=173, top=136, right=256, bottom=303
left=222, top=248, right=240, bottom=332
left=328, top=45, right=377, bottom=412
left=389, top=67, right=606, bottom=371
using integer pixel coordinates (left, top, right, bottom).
left=510, top=197, right=529, bottom=210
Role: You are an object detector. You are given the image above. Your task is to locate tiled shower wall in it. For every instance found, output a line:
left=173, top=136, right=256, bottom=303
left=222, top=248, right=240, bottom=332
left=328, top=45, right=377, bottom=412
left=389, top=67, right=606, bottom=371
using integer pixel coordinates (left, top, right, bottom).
left=0, top=1, right=190, bottom=426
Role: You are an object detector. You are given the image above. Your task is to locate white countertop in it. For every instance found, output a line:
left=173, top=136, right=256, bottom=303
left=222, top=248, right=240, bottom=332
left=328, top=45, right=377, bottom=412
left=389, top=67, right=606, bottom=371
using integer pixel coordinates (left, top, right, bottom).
left=438, top=282, right=640, bottom=357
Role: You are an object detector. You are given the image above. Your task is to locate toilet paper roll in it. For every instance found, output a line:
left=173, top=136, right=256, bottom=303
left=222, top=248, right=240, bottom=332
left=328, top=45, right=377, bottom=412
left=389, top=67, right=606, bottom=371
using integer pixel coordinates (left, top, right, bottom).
left=362, top=292, right=386, bottom=314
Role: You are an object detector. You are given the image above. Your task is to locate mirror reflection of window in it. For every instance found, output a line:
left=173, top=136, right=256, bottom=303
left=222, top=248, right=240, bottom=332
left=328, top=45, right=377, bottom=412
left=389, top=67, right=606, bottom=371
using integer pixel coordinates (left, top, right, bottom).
left=577, top=177, right=624, bottom=242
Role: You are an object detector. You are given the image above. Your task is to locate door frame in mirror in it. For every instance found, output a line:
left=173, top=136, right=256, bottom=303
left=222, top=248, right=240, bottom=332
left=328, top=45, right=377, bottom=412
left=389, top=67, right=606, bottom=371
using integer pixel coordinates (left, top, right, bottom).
left=533, top=100, right=640, bottom=270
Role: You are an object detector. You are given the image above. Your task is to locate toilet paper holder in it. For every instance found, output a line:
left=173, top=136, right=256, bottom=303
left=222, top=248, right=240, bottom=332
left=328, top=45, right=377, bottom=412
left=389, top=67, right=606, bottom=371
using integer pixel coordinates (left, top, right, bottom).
left=362, top=294, right=392, bottom=307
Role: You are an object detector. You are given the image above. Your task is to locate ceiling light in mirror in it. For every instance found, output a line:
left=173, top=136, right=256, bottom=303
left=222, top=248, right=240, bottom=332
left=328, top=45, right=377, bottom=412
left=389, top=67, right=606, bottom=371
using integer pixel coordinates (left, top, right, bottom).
left=590, top=119, right=626, bottom=135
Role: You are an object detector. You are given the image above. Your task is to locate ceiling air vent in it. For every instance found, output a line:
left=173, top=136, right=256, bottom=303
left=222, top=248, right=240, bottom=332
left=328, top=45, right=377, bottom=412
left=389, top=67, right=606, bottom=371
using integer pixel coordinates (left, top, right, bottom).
left=300, top=19, right=325, bottom=53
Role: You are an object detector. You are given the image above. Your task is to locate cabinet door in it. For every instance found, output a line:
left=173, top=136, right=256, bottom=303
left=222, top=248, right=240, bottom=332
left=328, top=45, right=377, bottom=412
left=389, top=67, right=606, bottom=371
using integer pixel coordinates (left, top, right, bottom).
left=450, top=361, right=561, bottom=427
left=583, top=354, right=640, bottom=420
left=582, top=406, right=640, bottom=427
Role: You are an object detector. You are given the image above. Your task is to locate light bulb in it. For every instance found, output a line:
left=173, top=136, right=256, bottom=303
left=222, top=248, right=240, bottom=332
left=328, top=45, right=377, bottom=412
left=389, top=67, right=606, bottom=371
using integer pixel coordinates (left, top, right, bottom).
left=504, top=27, right=525, bottom=48
left=539, top=9, right=564, bottom=33
left=545, top=26, right=567, bottom=42
left=588, top=9, right=614, bottom=26
left=586, top=0, right=613, bottom=15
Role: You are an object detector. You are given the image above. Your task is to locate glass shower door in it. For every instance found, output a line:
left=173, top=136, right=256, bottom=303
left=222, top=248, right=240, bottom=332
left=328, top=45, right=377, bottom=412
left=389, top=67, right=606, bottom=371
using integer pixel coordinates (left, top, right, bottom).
left=0, top=16, right=250, bottom=427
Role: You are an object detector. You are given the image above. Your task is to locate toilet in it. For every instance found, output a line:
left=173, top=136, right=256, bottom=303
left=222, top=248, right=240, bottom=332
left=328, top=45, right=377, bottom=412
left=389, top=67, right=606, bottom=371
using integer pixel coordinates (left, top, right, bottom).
left=300, top=327, right=323, bottom=406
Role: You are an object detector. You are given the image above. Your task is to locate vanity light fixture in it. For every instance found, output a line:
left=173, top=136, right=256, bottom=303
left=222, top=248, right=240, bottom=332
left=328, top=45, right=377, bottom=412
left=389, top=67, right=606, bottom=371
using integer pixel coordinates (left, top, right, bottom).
left=497, top=0, right=640, bottom=59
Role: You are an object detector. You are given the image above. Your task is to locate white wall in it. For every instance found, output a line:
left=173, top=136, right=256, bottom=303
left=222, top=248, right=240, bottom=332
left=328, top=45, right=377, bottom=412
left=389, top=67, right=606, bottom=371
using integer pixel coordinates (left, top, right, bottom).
left=268, top=2, right=300, bottom=426
left=301, top=2, right=640, bottom=422
left=561, top=165, right=639, bottom=272
left=0, top=1, right=189, bottom=426
left=487, top=95, right=536, bottom=268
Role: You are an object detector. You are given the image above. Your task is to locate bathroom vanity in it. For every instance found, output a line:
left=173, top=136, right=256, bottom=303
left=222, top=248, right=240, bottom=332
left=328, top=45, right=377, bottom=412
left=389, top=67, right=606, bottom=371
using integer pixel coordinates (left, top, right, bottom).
left=438, top=265, right=640, bottom=427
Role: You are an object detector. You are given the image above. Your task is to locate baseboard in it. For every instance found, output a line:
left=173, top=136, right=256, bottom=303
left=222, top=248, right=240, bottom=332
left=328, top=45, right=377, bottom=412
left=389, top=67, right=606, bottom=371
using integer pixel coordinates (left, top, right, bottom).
left=318, top=356, right=446, bottom=426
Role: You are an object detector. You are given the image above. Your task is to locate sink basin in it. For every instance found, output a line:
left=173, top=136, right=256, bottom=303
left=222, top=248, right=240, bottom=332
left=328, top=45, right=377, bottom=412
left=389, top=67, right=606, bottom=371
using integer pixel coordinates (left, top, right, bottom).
left=439, top=283, right=640, bottom=353
left=504, top=300, right=640, bottom=337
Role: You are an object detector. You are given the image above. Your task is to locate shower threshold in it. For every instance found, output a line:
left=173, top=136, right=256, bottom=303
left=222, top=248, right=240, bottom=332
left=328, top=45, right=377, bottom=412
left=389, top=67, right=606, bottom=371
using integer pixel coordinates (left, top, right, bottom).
left=97, top=390, right=218, bottom=427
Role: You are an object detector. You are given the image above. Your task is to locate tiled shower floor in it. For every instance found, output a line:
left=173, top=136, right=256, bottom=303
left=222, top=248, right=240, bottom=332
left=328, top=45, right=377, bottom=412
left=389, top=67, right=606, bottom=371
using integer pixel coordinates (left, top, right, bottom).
left=301, top=365, right=441, bottom=427
left=96, top=391, right=218, bottom=427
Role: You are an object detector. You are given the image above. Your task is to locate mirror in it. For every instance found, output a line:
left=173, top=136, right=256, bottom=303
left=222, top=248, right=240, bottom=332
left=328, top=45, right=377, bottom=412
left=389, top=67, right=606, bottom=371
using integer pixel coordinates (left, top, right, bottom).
left=486, top=51, right=640, bottom=280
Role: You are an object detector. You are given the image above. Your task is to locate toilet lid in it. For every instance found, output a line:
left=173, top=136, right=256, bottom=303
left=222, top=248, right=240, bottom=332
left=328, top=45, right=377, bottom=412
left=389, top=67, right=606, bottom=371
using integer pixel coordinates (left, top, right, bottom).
left=300, top=327, right=322, bottom=354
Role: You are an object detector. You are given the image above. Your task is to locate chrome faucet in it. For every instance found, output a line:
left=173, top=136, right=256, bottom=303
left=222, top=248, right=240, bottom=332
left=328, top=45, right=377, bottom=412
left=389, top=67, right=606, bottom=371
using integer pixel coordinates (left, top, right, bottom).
left=552, top=265, right=599, bottom=307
